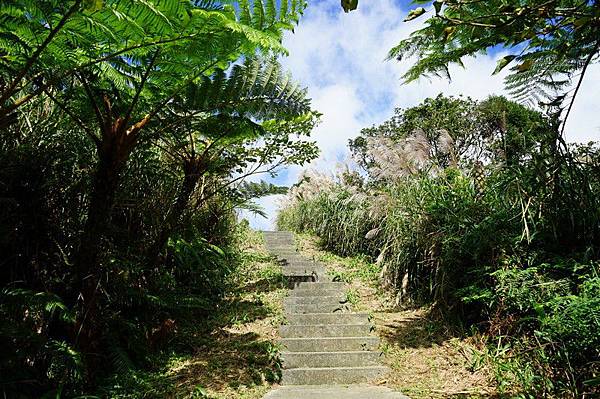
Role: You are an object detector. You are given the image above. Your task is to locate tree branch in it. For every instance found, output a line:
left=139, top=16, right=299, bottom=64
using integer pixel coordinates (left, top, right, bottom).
left=123, top=49, right=161, bottom=129
left=560, top=41, right=600, bottom=137
left=43, top=88, right=100, bottom=146
left=77, top=73, right=105, bottom=131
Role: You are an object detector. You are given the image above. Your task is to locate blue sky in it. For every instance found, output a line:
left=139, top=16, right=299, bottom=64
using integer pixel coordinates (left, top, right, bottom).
left=241, top=0, right=600, bottom=230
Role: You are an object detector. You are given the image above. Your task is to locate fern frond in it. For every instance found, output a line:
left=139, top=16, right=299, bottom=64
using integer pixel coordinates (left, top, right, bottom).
left=180, top=57, right=311, bottom=121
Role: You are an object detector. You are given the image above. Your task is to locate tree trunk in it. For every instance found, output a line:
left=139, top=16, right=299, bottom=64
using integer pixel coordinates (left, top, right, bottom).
left=146, top=158, right=204, bottom=268
left=72, top=111, right=145, bottom=380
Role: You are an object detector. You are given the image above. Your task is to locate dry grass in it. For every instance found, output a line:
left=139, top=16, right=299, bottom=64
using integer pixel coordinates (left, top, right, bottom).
left=377, top=308, right=497, bottom=399
left=294, top=233, right=497, bottom=399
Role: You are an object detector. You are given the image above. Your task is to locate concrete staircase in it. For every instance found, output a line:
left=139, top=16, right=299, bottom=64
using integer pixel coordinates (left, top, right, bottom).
left=262, top=231, right=409, bottom=398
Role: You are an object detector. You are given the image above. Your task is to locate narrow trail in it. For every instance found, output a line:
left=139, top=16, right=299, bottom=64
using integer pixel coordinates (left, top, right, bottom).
left=261, top=231, right=409, bottom=399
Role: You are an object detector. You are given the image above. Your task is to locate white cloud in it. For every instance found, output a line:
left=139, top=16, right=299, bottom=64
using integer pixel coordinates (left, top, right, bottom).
left=241, top=0, right=600, bottom=230
left=562, top=63, right=600, bottom=143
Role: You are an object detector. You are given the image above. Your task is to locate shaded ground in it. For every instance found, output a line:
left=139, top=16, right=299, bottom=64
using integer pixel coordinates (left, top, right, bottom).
left=103, top=231, right=287, bottom=399
left=169, top=233, right=287, bottom=399
left=294, top=233, right=497, bottom=399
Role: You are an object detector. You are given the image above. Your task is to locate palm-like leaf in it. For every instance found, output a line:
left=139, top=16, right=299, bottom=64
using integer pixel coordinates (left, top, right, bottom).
left=181, top=57, right=310, bottom=121
left=0, top=0, right=308, bottom=121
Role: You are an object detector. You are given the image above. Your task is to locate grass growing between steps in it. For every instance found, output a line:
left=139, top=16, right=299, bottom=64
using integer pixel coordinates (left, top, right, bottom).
left=102, top=229, right=287, bottom=399
left=294, top=233, right=497, bottom=399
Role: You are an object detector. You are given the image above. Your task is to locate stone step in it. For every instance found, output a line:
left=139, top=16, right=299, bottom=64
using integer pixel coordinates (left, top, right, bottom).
left=280, top=323, right=372, bottom=338
left=278, top=255, right=316, bottom=261
left=263, top=234, right=293, bottom=240
left=281, top=264, right=324, bottom=271
left=276, top=254, right=303, bottom=260
left=263, top=386, right=410, bottom=399
left=263, top=232, right=293, bottom=238
left=284, top=296, right=346, bottom=306
left=269, top=250, right=298, bottom=255
left=289, top=288, right=346, bottom=297
left=282, top=268, right=326, bottom=277
left=266, top=244, right=296, bottom=249
left=286, top=313, right=369, bottom=325
left=272, top=251, right=301, bottom=257
left=278, top=252, right=304, bottom=262
left=272, top=251, right=301, bottom=256
left=284, top=302, right=352, bottom=314
left=281, top=337, right=380, bottom=352
left=285, top=275, right=318, bottom=285
left=282, top=351, right=382, bottom=368
left=282, top=268, right=321, bottom=275
left=294, top=282, right=346, bottom=290
left=277, top=254, right=314, bottom=261
left=280, top=261, right=325, bottom=270
left=280, top=257, right=319, bottom=263
left=288, top=278, right=336, bottom=288
left=281, top=366, right=389, bottom=385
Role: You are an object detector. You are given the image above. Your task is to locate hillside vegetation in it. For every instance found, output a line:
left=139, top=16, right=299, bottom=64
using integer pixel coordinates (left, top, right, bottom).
left=2, top=0, right=600, bottom=397
left=278, top=95, right=600, bottom=398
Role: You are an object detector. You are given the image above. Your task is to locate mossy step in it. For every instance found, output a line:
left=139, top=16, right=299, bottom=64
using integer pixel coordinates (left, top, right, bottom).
left=280, top=260, right=325, bottom=270
left=293, top=282, right=345, bottom=290
left=277, top=254, right=315, bottom=261
left=288, top=288, right=346, bottom=297
left=284, top=296, right=346, bottom=306
left=281, top=337, right=380, bottom=352
left=285, top=275, right=318, bottom=285
left=284, top=302, right=352, bottom=314
left=267, top=248, right=298, bottom=253
left=280, top=323, right=373, bottom=338
left=262, top=231, right=293, bottom=238
left=274, top=253, right=303, bottom=259
left=281, top=366, right=389, bottom=385
left=282, top=351, right=382, bottom=368
left=286, top=313, right=369, bottom=325
left=282, top=269, right=326, bottom=278
left=281, top=264, right=325, bottom=271
left=263, top=385, right=409, bottom=399
left=282, top=268, right=323, bottom=275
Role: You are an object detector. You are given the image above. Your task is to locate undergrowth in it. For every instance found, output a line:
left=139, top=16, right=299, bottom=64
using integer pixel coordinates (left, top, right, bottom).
left=98, top=226, right=287, bottom=399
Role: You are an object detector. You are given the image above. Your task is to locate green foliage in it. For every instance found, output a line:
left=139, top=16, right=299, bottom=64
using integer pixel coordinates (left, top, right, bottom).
left=0, top=0, right=308, bottom=123
left=0, top=0, right=317, bottom=397
left=350, top=94, right=552, bottom=178
left=539, top=276, right=600, bottom=363
left=98, top=225, right=287, bottom=399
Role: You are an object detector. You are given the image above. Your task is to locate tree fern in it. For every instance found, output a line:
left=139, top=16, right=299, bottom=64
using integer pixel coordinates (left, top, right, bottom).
left=0, top=0, right=307, bottom=122
left=179, top=57, right=310, bottom=122
left=383, top=0, right=600, bottom=128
